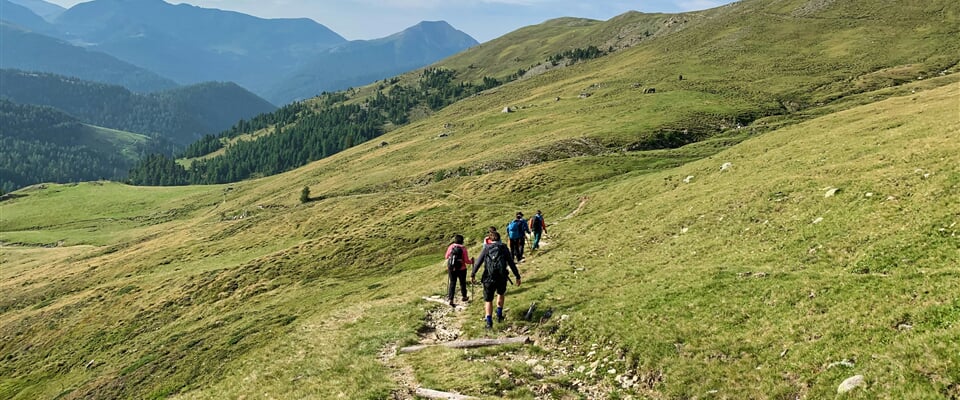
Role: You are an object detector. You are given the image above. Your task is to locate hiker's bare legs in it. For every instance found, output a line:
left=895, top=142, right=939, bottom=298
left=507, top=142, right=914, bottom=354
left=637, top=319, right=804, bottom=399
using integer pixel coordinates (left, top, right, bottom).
left=497, top=294, right=505, bottom=308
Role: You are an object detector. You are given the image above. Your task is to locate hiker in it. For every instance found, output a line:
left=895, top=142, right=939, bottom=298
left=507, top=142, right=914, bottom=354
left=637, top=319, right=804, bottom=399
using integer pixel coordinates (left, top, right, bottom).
left=444, top=234, right=473, bottom=307
left=529, top=210, right=547, bottom=251
left=445, top=234, right=474, bottom=307
left=471, top=231, right=521, bottom=328
left=506, top=212, right=531, bottom=262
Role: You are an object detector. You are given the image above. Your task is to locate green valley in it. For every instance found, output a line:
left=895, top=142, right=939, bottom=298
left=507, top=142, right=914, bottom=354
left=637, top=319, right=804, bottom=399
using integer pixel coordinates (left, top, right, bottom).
left=0, top=0, right=957, bottom=398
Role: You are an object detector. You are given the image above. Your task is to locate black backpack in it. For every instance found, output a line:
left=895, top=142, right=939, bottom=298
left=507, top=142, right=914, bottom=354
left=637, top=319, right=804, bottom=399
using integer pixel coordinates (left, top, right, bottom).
left=531, top=215, right=543, bottom=231
left=447, top=245, right=464, bottom=271
left=484, top=243, right=509, bottom=282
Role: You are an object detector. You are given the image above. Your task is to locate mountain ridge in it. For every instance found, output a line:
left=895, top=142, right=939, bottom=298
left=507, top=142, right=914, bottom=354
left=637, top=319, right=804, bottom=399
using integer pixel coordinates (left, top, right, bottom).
left=0, top=0, right=57, bottom=34
left=0, top=69, right=276, bottom=146
left=49, top=0, right=477, bottom=104
left=0, top=22, right=179, bottom=92
left=6, top=0, right=65, bottom=21
left=263, top=20, right=479, bottom=103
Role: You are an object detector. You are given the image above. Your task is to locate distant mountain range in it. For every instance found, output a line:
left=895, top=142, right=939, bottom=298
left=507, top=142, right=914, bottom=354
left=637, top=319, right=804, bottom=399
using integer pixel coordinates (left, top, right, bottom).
left=0, top=69, right=276, bottom=146
left=0, top=22, right=179, bottom=92
left=265, top=21, right=481, bottom=103
left=7, top=0, right=64, bottom=21
left=1, top=0, right=56, bottom=34
left=0, top=69, right=278, bottom=191
left=1, top=0, right=478, bottom=104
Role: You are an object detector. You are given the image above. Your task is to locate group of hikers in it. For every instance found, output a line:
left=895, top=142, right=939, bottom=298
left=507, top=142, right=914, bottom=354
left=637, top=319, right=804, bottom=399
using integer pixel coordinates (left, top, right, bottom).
left=444, top=210, right=548, bottom=329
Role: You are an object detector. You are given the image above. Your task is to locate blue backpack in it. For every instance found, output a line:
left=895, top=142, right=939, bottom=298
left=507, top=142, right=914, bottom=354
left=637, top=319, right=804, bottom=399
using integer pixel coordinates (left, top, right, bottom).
left=507, top=220, right=523, bottom=239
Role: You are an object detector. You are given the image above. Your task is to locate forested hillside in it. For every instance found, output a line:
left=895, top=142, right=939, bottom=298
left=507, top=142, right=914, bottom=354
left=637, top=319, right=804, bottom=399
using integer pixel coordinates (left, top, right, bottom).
left=0, top=69, right=276, bottom=146
left=0, top=100, right=161, bottom=192
left=130, top=68, right=505, bottom=185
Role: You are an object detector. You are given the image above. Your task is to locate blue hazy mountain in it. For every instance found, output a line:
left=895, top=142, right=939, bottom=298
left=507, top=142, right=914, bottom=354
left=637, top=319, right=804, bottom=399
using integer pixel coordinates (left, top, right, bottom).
left=0, top=0, right=58, bottom=34
left=54, top=0, right=348, bottom=100
left=51, top=0, right=478, bottom=104
left=265, top=21, right=480, bottom=104
left=6, top=0, right=65, bottom=21
left=0, top=22, right=179, bottom=92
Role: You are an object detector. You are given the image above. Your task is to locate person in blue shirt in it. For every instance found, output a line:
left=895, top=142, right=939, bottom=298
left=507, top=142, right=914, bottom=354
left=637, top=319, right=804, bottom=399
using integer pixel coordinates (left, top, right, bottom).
left=506, top=211, right=531, bottom=262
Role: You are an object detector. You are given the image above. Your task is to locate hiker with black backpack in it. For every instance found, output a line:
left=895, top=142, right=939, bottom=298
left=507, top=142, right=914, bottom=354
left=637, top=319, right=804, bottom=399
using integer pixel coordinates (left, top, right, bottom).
left=529, top=210, right=547, bottom=251
left=445, top=234, right=474, bottom=308
left=471, top=231, right=522, bottom=329
left=506, top=212, right=531, bottom=263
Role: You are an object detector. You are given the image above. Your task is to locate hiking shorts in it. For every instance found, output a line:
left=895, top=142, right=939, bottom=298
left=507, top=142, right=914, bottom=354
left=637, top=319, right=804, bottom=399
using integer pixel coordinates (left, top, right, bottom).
left=482, top=279, right=508, bottom=302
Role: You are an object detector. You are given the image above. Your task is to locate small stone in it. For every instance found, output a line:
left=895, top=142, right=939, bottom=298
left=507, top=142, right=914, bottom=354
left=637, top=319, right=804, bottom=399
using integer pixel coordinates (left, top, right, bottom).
left=532, top=364, right=547, bottom=377
left=825, top=187, right=839, bottom=197
left=683, top=175, right=694, bottom=183
left=837, top=375, right=865, bottom=393
left=608, top=368, right=617, bottom=375
left=812, top=217, right=824, bottom=224
left=720, top=162, right=733, bottom=171
left=827, top=359, right=856, bottom=369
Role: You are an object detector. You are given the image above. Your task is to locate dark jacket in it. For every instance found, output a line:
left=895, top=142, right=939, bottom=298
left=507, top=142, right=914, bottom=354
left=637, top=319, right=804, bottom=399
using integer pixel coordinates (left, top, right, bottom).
left=471, top=241, right=520, bottom=283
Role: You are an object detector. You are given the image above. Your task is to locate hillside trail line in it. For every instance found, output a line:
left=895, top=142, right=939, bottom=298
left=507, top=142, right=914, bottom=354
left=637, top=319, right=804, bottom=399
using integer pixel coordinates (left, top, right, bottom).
left=379, top=293, right=474, bottom=398
left=561, top=196, right=588, bottom=220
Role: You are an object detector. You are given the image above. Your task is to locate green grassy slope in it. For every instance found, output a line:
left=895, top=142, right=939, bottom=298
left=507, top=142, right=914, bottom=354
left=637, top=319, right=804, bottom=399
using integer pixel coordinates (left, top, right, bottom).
left=1, top=73, right=955, bottom=400
left=1, top=0, right=958, bottom=398
left=204, top=0, right=957, bottom=188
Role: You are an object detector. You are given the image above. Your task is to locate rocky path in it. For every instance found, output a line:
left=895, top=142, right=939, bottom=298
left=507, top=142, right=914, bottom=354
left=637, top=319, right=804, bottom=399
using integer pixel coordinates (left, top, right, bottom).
left=379, top=296, right=469, bottom=399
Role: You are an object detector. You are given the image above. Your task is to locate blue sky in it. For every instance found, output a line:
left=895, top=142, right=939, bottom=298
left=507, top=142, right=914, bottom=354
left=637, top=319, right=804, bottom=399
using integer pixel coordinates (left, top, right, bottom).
left=44, top=0, right=734, bottom=42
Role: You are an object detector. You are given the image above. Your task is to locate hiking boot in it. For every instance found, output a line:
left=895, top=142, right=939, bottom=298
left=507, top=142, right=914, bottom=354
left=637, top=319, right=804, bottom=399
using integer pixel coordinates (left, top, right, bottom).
left=485, top=316, right=493, bottom=329
left=449, top=301, right=456, bottom=308
left=462, top=296, right=469, bottom=302
left=496, top=311, right=504, bottom=323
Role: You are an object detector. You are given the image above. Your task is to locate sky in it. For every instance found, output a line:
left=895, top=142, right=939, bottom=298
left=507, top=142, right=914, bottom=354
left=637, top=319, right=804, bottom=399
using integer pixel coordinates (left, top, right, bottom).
left=42, top=0, right=734, bottom=43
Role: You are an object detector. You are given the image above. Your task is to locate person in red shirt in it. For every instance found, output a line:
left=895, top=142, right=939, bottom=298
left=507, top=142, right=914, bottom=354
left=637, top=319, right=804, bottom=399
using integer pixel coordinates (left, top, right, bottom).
left=445, top=234, right=474, bottom=307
